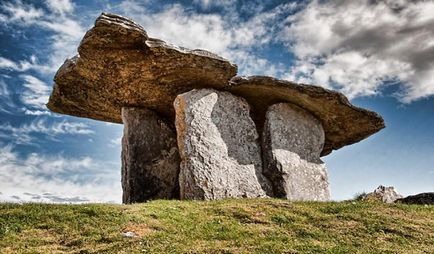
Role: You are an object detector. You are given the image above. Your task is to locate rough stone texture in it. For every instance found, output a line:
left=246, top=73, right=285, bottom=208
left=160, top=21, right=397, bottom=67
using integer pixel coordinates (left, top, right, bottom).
left=225, top=76, right=385, bottom=156
left=121, top=107, right=180, bottom=203
left=362, top=185, right=403, bottom=203
left=262, top=103, right=330, bottom=201
left=174, top=89, right=272, bottom=200
left=395, top=193, right=434, bottom=205
left=47, top=13, right=237, bottom=124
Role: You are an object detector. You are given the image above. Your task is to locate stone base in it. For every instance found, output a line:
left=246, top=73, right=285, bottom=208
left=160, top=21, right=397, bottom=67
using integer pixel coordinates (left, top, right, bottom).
left=263, top=103, right=330, bottom=201
left=121, top=107, right=180, bottom=203
left=121, top=94, right=332, bottom=202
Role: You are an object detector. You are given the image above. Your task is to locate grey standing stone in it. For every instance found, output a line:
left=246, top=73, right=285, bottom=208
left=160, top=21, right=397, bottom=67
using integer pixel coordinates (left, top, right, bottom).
left=174, top=89, right=271, bottom=200
left=263, top=103, right=330, bottom=201
left=362, top=185, right=403, bottom=203
left=121, top=107, right=180, bottom=203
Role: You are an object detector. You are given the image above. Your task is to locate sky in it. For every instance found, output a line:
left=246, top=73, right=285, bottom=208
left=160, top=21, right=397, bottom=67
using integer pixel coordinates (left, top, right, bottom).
left=0, top=0, right=433, bottom=203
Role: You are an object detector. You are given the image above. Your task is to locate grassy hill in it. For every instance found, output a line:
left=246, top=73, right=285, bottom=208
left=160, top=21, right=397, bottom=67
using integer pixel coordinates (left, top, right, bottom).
left=1, top=199, right=433, bottom=253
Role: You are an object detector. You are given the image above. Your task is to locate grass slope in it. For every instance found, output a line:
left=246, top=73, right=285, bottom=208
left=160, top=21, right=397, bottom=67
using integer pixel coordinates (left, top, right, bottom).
left=0, top=199, right=433, bottom=253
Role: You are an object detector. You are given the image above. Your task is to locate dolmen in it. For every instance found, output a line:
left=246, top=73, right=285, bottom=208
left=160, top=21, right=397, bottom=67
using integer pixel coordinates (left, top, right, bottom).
left=47, top=13, right=385, bottom=203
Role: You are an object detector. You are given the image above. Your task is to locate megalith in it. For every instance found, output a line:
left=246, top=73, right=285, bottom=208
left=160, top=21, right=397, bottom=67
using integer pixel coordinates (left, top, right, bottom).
left=121, top=107, right=180, bottom=203
left=46, top=13, right=386, bottom=203
left=262, top=103, right=330, bottom=201
left=174, top=89, right=272, bottom=200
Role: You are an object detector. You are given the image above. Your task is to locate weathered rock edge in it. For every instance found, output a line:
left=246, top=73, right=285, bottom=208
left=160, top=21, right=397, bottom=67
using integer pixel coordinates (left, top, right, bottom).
left=225, top=76, right=385, bottom=156
left=47, top=12, right=237, bottom=124
left=46, top=13, right=385, bottom=156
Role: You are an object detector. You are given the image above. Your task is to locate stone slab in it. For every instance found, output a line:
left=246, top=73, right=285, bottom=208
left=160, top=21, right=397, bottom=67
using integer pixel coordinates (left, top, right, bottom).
left=47, top=13, right=237, bottom=124
left=121, top=107, right=180, bottom=203
left=174, top=89, right=272, bottom=200
left=262, top=103, right=330, bottom=201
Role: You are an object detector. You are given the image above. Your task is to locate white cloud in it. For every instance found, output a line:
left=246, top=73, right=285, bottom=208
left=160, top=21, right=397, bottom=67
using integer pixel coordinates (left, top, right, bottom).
left=0, top=55, right=50, bottom=73
left=45, top=0, right=74, bottom=15
left=0, top=79, right=9, bottom=96
left=117, top=1, right=297, bottom=77
left=22, top=109, right=51, bottom=116
left=121, top=3, right=233, bottom=54
left=0, top=119, right=94, bottom=145
left=0, top=57, right=19, bottom=69
left=109, top=136, right=122, bottom=147
left=281, top=0, right=434, bottom=102
left=0, top=0, right=43, bottom=24
left=0, top=0, right=85, bottom=73
left=20, top=74, right=50, bottom=112
left=0, top=145, right=121, bottom=203
left=0, top=79, right=15, bottom=114
left=193, top=0, right=236, bottom=10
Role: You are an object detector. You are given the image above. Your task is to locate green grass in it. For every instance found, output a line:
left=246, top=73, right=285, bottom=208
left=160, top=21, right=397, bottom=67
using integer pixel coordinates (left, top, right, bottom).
left=1, top=199, right=433, bottom=253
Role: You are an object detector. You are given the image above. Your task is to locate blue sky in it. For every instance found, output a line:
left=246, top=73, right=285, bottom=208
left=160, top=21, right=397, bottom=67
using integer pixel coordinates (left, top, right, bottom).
left=0, top=0, right=433, bottom=203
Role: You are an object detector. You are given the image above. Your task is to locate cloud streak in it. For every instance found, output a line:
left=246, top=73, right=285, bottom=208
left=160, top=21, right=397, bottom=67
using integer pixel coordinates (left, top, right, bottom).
left=0, top=79, right=16, bottom=114
left=0, top=0, right=85, bottom=73
left=0, top=119, right=94, bottom=145
left=20, top=74, right=50, bottom=113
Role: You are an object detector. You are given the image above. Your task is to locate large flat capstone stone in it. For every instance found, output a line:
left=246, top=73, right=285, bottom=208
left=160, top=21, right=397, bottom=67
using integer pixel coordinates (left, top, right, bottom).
left=262, top=103, right=330, bottom=201
left=121, top=107, right=180, bottom=203
left=47, top=13, right=237, bottom=124
left=46, top=13, right=385, bottom=158
left=174, top=89, right=272, bottom=200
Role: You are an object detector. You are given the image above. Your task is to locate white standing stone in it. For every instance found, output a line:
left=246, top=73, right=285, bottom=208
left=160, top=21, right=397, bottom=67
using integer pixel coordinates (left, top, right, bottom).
left=174, top=89, right=271, bottom=200
left=263, top=103, right=330, bottom=201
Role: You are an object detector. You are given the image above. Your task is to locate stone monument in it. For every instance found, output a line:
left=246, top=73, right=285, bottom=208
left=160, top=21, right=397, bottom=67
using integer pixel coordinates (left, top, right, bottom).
left=47, top=13, right=385, bottom=203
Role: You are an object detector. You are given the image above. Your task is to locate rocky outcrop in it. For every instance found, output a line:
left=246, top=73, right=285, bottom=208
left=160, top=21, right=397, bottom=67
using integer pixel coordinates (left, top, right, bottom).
left=362, top=185, right=403, bottom=203
left=262, top=103, right=330, bottom=201
left=174, top=89, right=272, bottom=200
left=121, top=107, right=180, bottom=203
left=396, top=193, right=434, bottom=205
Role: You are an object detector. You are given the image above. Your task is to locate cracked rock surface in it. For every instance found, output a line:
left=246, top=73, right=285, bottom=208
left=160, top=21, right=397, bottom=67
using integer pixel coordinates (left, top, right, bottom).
left=262, top=103, right=330, bottom=201
left=174, top=89, right=272, bottom=200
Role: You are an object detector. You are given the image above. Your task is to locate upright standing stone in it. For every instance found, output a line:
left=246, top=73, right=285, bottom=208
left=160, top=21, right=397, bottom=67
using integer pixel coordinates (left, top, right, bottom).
left=263, top=103, right=330, bottom=201
left=121, top=107, right=180, bottom=203
left=174, top=89, right=272, bottom=200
